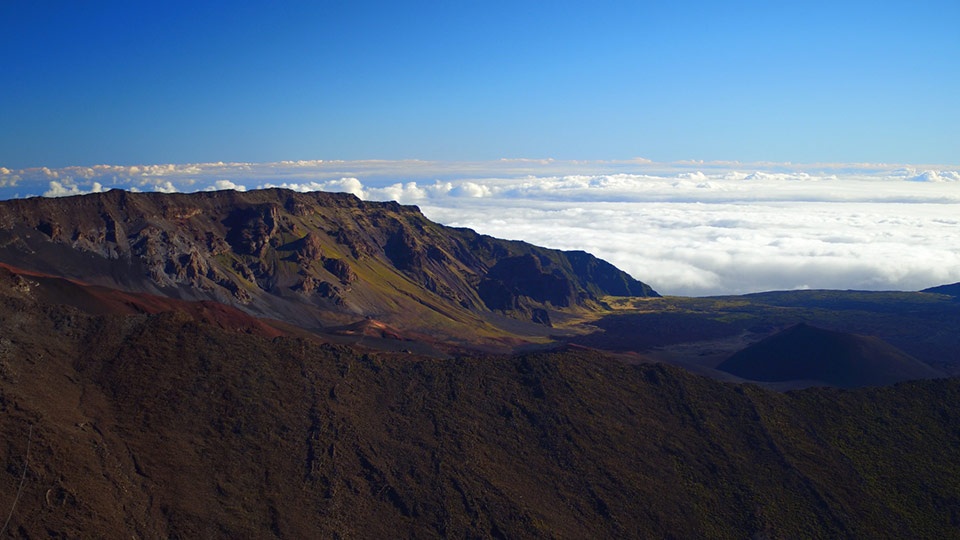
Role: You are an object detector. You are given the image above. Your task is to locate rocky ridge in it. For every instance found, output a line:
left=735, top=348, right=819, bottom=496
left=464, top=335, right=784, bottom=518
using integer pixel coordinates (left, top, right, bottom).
left=0, top=188, right=657, bottom=346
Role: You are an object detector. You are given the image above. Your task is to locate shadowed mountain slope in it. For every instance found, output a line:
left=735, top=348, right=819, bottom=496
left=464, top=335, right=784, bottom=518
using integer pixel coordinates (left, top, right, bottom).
left=1, top=282, right=959, bottom=538
left=0, top=188, right=656, bottom=347
left=923, top=282, right=960, bottom=298
left=717, top=323, right=943, bottom=387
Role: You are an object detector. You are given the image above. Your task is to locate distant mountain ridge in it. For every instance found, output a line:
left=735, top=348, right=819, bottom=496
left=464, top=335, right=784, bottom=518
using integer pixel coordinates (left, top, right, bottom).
left=0, top=188, right=656, bottom=346
left=923, top=282, right=960, bottom=298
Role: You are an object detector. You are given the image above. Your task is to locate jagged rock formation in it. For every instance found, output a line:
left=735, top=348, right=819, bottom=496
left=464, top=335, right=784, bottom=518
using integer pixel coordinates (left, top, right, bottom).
left=0, top=188, right=657, bottom=346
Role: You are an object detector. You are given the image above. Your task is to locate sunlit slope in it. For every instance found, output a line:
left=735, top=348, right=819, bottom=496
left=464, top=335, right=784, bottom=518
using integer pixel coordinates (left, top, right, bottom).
left=0, top=188, right=656, bottom=346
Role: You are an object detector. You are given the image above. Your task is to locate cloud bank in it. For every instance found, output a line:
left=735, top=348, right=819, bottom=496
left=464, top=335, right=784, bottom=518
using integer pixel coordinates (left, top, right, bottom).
left=1, top=159, right=959, bottom=296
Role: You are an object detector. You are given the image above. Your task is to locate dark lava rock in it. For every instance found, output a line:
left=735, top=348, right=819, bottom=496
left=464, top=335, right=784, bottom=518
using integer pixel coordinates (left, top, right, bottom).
left=480, top=254, right=576, bottom=309
left=224, top=204, right=280, bottom=257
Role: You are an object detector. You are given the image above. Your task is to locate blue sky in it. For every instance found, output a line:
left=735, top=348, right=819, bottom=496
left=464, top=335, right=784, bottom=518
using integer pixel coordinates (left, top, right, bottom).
left=2, top=1, right=958, bottom=168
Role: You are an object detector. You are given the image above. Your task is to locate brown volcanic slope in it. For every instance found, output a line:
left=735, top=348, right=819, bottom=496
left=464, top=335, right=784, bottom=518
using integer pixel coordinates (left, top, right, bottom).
left=717, top=323, right=943, bottom=388
left=0, top=188, right=656, bottom=348
left=0, top=262, right=286, bottom=339
left=1, top=277, right=960, bottom=538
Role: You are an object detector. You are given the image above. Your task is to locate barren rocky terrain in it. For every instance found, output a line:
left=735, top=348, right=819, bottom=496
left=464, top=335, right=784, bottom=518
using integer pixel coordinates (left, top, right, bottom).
left=1, top=189, right=958, bottom=538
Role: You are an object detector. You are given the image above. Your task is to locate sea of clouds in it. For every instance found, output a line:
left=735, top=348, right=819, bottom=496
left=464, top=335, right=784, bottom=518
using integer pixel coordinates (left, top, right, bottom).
left=1, top=159, right=959, bottom=296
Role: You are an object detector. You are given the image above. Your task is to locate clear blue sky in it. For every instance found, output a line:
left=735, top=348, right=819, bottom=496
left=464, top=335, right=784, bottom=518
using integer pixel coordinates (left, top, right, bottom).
left=2, top=0, right=958, bottom=168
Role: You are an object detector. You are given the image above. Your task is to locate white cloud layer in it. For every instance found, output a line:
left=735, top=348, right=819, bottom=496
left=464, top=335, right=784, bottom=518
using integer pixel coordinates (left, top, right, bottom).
left=2, top=159, right=960, bottom=296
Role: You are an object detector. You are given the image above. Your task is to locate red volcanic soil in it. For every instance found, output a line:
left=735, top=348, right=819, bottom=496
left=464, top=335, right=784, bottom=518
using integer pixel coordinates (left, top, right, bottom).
left=0, top=262, right=285, bottom=339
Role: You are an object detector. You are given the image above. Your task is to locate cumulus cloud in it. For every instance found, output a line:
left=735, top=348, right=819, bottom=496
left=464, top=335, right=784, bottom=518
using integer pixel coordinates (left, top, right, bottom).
left=205, top=179, right=247, bottom=192
left=677, top=171, right=708, bottom=181
left=259, top=177, right=365, bottom=198
left=367, top=182, right=426, bottom=203
left=0, top=168, right=19, bottom=188
left=450, top=181, right=492, bottom=198
left=908, top=170, right=960, bottom=183
left=326, top=177, right=366, bottom=198
left=43, top=180, right=106, bottom=198
left=154, top=181, right=178, bottom=193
